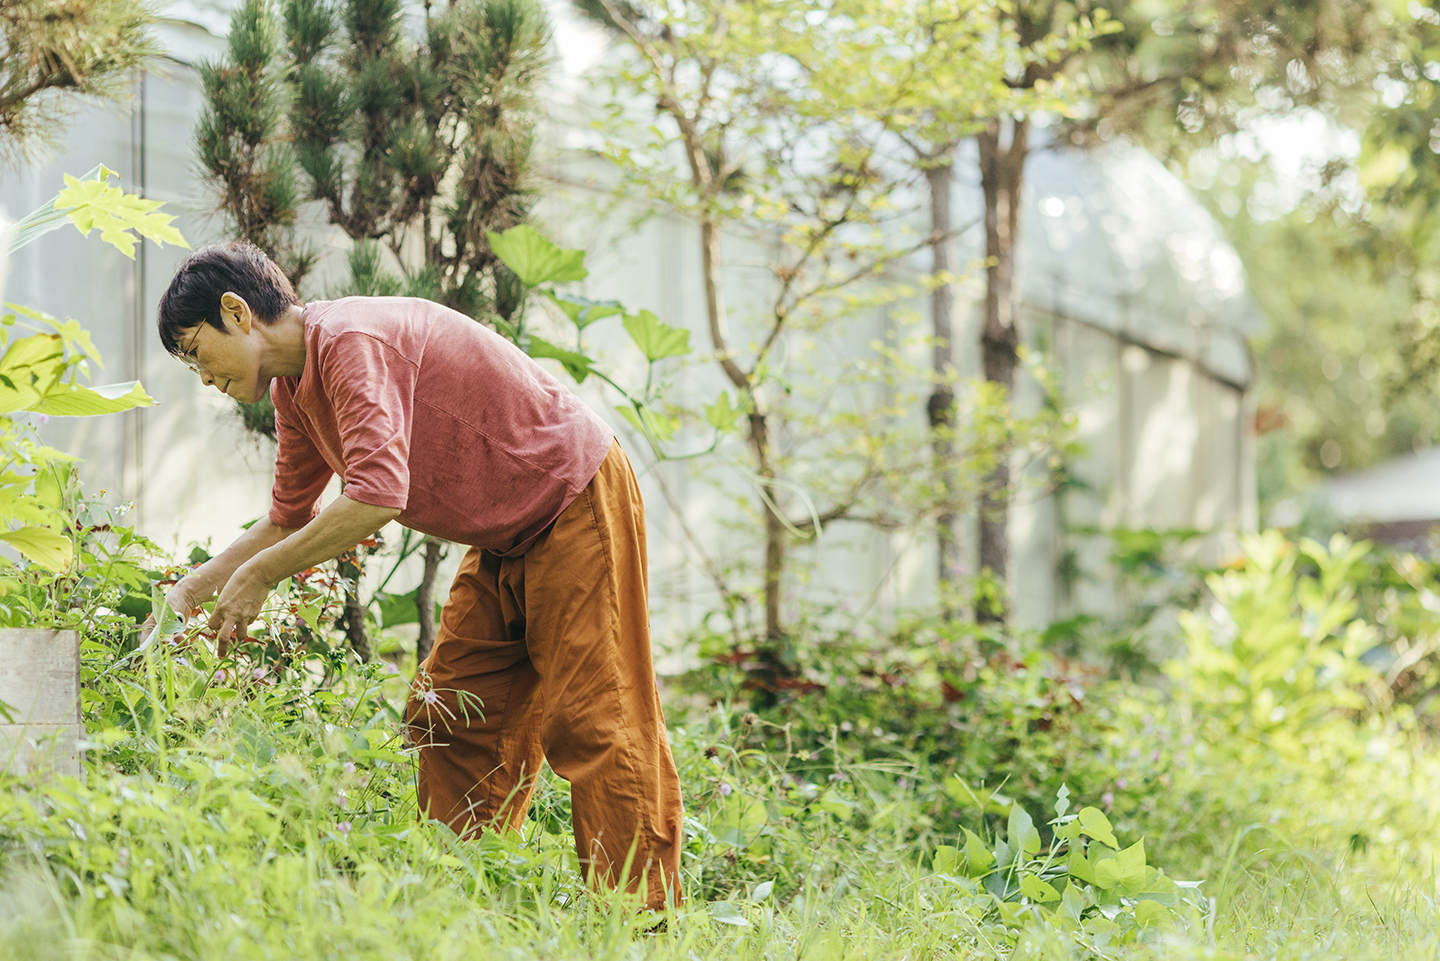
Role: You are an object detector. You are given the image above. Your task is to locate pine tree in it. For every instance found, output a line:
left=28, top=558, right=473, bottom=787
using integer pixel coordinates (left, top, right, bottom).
left=0, top=0, right=157, bottom=159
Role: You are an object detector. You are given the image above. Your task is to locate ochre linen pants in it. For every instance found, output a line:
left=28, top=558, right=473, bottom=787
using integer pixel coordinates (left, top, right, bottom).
left=405, top=441, right=684, bottom=909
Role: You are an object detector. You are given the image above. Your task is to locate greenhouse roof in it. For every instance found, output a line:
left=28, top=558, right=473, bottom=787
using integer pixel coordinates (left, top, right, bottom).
left=1014, top=138, right=1261, bottom=388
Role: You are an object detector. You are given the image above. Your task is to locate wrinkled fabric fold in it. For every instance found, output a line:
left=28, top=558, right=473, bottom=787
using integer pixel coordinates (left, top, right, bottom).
left=406, top=441, right=684, bottom=909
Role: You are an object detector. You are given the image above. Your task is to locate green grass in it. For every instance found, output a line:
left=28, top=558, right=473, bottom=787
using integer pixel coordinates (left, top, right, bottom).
left=0, top=642, right=1437, bottom=961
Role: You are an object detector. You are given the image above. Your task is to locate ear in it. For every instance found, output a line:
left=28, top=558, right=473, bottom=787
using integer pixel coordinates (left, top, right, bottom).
left=219, top=291, right=254, bottom=334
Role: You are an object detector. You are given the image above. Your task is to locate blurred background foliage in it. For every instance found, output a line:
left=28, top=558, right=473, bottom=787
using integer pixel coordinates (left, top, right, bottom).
left=1179, top=1, right=1440, bottom=513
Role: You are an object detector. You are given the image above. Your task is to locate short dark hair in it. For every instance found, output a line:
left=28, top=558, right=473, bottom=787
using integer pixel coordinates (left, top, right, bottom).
left=157, top=242, right=300, bottom=356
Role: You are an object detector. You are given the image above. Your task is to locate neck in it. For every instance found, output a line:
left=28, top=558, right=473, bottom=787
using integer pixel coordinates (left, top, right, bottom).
left=264, top=304, right=308, bottom=379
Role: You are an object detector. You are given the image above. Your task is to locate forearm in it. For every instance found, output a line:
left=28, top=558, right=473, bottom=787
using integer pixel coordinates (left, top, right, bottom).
left=184, top=517, right=294, bottom=603
left=241, top=495, right=400, bottom=589
left=203, top=496, right=400, bottom=651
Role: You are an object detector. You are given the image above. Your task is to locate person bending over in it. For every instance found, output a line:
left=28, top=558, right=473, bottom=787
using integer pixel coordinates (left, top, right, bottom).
left=150, top=241, right=683, bottom=908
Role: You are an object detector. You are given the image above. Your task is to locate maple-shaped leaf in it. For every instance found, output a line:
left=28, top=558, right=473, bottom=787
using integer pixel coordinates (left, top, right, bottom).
left=55, top=170, right=189, bottom=260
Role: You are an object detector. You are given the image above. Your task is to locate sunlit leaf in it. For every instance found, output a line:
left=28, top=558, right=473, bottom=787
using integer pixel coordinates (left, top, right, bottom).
left=962, top=828, right=994, bottom=876
left=1093, top=839, right=1147, bottom=893
left=545, top=291, right=623, bottom=330
left=704, top=390, right=744, bottom=433
left=55, top=168, right=189, bottom=260
left=151, top=583, right=185, bottom=639
left=1077, top=806, right=1119, bottom=849
left=622, top=310, right=690, bottom=362
left=1008, top=803, right=1041, bottom=855
left=1133, top=898, right=1170, bottom=927
left=1019, top=872, right=1061, bottom=902
left=486, top=225, right=587, bottom=287
left=29, top=381, right=155, bottom=416
left=0, top=525, right=71, bottom=571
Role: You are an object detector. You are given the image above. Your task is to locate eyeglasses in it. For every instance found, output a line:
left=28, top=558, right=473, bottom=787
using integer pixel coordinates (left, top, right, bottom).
left=179, top=326, right=206, bottom=375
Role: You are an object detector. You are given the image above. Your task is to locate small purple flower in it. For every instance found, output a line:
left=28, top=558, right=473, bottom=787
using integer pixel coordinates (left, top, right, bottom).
left=252, top=667, right=268, bottom=681
left=382, top=662, right=399, bottom=675
left=718, top=782, right=733, bottom=796
left=1115, top=778, right=1128, bottom=790
left=1101, top=792, right=1114, bottom=809
left=343, top=761, right=356, bottom=775
left=337, top=821, right=352, bottom=835
left=337, top=789, right=349, bottom=808
left=422, top=690, right=439, bottom=705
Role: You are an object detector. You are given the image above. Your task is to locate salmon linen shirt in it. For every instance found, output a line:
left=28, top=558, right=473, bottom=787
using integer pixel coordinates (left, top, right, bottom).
left=267, top=297, right=615, bottom=556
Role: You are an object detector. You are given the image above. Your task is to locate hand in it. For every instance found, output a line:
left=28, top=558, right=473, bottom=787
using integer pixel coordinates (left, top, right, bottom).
left=137, top=575, right=211, bottom=648
left=208, top=563, right=273, bottom=657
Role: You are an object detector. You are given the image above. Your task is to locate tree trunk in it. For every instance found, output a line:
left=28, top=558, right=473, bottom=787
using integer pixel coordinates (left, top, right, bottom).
left=924, top=156, right=960, bottom=616
left=337, top=553, right=372, bottom=661
left=415, top=538, right=445, bottom=665
left=747, top=407, right=786, bottom=643
left=975, top=118, right=1029, bottom=624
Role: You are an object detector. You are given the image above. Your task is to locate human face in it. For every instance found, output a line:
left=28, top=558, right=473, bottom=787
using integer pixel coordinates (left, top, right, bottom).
left=178, top=296, right=268, bottom=403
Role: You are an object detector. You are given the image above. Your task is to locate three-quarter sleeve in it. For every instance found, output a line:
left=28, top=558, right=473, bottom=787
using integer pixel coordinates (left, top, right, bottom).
left=316, top=330, right=417, bottom=511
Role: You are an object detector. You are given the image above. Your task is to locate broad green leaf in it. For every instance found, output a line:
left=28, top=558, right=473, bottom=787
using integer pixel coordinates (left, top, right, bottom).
left=486, top=225, right=587, bottom=287
left=617, top=404, right=679, bottom=443
left=1008, top=803, right=1041, bottom=854
left=933, top=844, right=961, bottom=875
left=1133, top=898, right=1170, bottom=927
left=1136, top=872, right=1181, bottom=906
left=962, top=828, right=994, bottom=876
left=705, top=390, right=744, bottom=433
left=1067, top=843, right=1095, bottom=884
left=55, top=169, right=189, bottom=259
left=32, top=463, right=69, bottom=510
left=0, top=525, right=71, bottom=571
left=1019, top=872, right=1061, bottom=902
left=376, top=588, right=421, bottom=628
left=1093, top=839, right=1147, bottom=893
left=151, top=583, right=185, bottom=639
left=29, top=380, right=155, bottom=416
left=1060, top=880, right=1086, bottom=921
left=7, top=307, right=103, bottom=365
left=750, top=880, right=773, bottom=901
left=526, top=336, right=594, bottom=383
left=297, top=602, right=321, bottom=633
left=545, top=291, right=623, bottom=330
left=1077, top=806, right=1119, bottom=849
left=623, top=310, right=690, bottom=362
